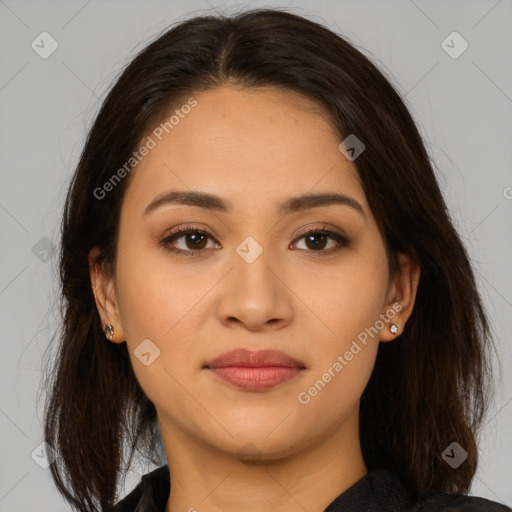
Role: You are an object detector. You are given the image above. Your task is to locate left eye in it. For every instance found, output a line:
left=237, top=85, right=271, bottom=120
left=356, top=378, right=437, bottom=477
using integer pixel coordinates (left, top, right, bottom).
left=160, top=227, right=350, bottom=256
left=293, top=230, right=349, bottom=252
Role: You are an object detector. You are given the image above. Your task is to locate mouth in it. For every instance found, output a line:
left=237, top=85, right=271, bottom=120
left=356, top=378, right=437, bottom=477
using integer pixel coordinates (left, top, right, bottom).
left=203, top=348, right=307, bottom=391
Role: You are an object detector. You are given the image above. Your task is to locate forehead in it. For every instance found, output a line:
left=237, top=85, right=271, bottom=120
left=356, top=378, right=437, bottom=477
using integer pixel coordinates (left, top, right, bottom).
left=123, top=86, right=367, bottom=214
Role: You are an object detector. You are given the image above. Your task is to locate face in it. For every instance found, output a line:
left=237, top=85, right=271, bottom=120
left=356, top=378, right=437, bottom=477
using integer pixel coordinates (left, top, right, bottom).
left=92, top=86, right=414, bottom=463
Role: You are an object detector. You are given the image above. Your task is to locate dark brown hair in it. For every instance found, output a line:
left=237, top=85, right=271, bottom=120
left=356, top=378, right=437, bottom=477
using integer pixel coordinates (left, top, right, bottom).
left=41, top=7, right=499, bottom=511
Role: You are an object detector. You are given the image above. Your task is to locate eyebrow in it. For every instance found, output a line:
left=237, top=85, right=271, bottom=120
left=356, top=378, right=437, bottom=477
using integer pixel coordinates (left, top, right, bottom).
left=143, top=190, right=367, bottom=220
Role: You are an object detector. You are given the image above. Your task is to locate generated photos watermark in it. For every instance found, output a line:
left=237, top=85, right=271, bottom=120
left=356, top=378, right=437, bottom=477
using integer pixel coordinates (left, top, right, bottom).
left=93, top=97, right=198, bottom=200
left=297, top=302, right=403, bottom=405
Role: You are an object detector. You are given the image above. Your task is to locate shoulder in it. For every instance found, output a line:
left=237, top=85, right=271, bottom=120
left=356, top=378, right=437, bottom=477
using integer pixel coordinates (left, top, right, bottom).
left=111, top=481, right=144, bottom=511
left=340, top=467, right=511, bottom=512
left=112, top=464, right=170, bottom=512
left=413, top=491, right=511, bottom=511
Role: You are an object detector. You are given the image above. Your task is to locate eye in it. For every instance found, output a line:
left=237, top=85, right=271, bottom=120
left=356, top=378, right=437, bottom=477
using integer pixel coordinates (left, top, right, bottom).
left=160, top=225, right=351, bottom=257
left=291, top=227, right=351, bottom=255
left=160, top=226, right=220, bottom=256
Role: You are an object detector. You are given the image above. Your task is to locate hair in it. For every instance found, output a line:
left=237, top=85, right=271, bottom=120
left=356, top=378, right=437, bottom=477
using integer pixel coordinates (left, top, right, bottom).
left=41, top=7, right=499, bottom=512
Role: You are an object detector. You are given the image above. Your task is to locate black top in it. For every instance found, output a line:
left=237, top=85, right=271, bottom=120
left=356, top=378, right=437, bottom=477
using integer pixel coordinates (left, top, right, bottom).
left=112, top=464, right=511, bottom=512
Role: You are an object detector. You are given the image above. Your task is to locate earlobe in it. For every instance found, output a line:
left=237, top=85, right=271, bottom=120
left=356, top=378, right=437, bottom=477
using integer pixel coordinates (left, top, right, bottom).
left=379, top=251, right=420, bottom=342
left=88, top=247, right=126, bottom=343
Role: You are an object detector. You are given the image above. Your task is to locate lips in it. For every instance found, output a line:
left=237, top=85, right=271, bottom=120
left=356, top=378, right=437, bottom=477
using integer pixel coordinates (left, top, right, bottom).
left=203, top=349, right=307, bottom=391
left=203, top=349, right=306, bottom=369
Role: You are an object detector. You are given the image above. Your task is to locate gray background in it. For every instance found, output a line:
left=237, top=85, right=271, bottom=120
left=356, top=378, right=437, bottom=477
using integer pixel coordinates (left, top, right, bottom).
left=1, top=0, right=511, bottom=510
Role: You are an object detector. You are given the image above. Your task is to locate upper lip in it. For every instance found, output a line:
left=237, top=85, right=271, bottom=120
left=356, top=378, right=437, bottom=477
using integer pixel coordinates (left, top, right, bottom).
left=204, top=349, right=306, bottom=369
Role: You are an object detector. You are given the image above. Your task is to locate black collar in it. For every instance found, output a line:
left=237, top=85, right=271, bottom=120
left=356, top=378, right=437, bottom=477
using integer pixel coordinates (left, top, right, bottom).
left=112, top=463, right=511, bottom=511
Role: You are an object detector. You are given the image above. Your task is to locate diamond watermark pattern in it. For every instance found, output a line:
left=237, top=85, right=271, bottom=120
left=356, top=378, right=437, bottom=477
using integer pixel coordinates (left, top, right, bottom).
left=441, top=441, right=468, bottom=468
left=31, top=32, right=59, bottom=59
left=31, top=236, right=55, bottom=263
left=441, top=31, right=469, bottom=59
left=236, top=236, right=263, bottom=264
left=236, top=442, right=263, bottom=466
left=338, top=134, right=365, bottom=161
left=134, top=338, right=161, bottom=366
left=31, top=441, right=58, bottom=469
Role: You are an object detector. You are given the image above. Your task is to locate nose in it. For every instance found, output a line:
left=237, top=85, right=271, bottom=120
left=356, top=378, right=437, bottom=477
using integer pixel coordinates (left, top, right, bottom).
left=215, top=244, right=294, bottom=332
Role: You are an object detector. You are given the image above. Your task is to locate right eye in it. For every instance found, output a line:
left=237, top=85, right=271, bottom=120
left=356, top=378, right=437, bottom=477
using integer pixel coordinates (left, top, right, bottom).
left=160, top=226, right=220, bottom=256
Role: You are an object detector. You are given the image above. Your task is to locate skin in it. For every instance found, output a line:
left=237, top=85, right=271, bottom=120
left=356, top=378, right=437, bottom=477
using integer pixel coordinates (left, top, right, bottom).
left=90, top=85, right=420, bottom=512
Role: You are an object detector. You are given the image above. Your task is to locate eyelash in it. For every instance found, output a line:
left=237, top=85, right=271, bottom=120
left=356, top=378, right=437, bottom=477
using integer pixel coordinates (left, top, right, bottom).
left=159, top=225, right=351, bottom=257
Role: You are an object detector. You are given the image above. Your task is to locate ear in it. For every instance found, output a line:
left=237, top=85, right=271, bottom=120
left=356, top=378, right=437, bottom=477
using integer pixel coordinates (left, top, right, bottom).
left=88, top=246, right=126, bottom=344
left=378, top=250, right=420, bottom=342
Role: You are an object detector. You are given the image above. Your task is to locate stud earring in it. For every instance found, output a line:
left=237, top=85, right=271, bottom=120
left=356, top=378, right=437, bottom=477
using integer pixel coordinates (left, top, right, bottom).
left=105, top=324, right=114, bottom=341
left=389, top=323, right=398, bottom=334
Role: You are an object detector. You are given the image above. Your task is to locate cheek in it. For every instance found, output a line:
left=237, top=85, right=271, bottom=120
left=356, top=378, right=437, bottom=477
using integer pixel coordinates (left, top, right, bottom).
left=293, top=340, right=378, bottom=441
left=293, top=260, right=386, bottom=420
left=114, top=241, right=201, bottom=340
left=113, top=242, right=215, bottom=393
left=295, top=253, right=389, bottom=347
left=113, top=247, right=199, bottom=405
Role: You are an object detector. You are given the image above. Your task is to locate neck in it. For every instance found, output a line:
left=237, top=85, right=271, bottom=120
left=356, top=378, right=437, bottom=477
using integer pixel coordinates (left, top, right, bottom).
left=161, top=409, right=368, bottom=512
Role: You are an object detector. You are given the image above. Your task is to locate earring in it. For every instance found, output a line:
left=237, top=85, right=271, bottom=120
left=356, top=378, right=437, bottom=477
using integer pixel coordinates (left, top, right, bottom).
left=389, top=323, right=398, bottom=334
left=105, top=324, right=114, bottom=341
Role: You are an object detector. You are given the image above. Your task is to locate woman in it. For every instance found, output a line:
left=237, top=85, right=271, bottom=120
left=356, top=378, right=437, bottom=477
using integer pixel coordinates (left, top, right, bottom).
left=41, top=7, right=511, bottom=512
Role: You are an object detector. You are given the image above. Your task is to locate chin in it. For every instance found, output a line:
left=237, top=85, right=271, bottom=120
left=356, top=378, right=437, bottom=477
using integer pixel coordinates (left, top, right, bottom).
left=211, top=424, right=308, bottom=460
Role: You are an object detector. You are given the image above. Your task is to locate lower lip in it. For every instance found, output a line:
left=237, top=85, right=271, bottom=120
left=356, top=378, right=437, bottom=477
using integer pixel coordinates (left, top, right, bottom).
left=207, top=366, right=304, bottom=390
